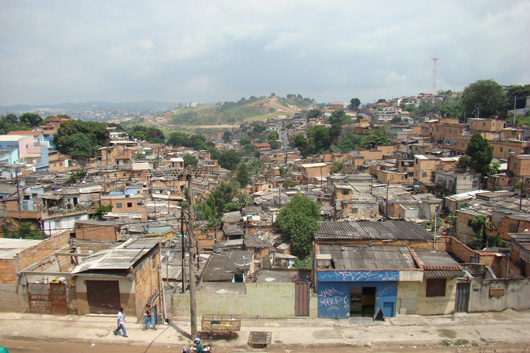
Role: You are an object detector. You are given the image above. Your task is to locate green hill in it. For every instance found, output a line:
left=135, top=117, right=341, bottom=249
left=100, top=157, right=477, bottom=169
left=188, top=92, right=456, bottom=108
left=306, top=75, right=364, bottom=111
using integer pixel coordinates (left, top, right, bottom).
left=165, top=96, right=314, bottom=127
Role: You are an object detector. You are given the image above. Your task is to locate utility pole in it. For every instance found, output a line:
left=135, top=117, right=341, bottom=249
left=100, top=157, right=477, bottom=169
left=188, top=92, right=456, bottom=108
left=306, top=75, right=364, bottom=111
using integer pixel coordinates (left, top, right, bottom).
left=180, top=204, right=186, bottom=294
left=186, top=174, right=197, bottom=338
left=386, top=181, right=390, bottom=218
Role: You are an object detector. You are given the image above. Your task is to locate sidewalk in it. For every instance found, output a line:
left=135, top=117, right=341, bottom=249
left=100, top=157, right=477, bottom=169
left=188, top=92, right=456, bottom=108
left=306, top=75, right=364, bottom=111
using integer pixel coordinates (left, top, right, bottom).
left=1, top=310, right=530, bottom=350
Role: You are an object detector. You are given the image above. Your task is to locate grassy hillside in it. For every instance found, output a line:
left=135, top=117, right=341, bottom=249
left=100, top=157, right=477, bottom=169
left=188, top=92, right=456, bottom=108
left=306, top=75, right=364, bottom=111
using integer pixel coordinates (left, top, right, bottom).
left=164, top=96, right=314, bottom=127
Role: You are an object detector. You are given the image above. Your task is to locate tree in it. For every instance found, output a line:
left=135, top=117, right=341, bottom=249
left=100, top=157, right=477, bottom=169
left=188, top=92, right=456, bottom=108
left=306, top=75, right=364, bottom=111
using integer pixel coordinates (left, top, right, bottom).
left=360, top=127, right=391, bottom=149
left=189, top=134, right=208, bottom=150
left=196, top=181, right=239, bottom=220
left=5, top=222, right=46, bottom=240
left=466, top=133, right=493, bottom=176
left=291, top=134, right=309, bottom=157
left=19, top=113, right=43, bottom=127
left=331, top=159, right=345, bottom=173
left=95, top=205, right=112, bottom=219
left=337, top=134, right=363, bottom=152
left=277, top=194, right=321, bottom=259
left=223, top=130, right=232, bottom=143
left=167, top=132, right=189, bottom=147
left=283, top=179, right=297, bottom=188
left=307, top=125, right=330, bottom=153
left=0, top=114, right=27, bottom=134
left=349, top=98, right=361, bottom=111
left=440, top=98, right=464, bottom=120
left=61, top=132, right=96, bottom=158
left=462, top=79, right=507, bottom=118
left=329, top=123, right=342, bottom=144
left=183, top=154, right=198, bottom=167
left=279, top=166, right=286, bottom=177
left=54, top=120, right=110, bottom=157
left=144, top=127, right=165, bottom=144
left=240, top=136, right=252, bottom=146
left=267, top=130, right=279, bottom=141
left=469, top=215, right=487, bottom=249
left=217, top=149, right=241, bottom=171
left=505, top=84, right=530, bottom=116
left=236, top=162, right=250, bottom=188
left=307, top=109, right=322, bottom=120
left=328, top=110, right=351, bottom=125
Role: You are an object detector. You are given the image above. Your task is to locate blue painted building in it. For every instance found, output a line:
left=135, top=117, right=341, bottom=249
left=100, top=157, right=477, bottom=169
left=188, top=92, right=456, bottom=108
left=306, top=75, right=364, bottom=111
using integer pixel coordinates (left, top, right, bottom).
left=318, top=269, right=400, bottom=318
left=316, top=244, right=418, bottom=319
left=314, top=221, right=435, bottom=319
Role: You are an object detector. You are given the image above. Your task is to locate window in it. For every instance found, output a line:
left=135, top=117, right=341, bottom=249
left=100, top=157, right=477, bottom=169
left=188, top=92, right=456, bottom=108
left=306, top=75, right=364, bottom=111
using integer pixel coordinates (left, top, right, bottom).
left=351, top=208, right=358, bottom=214
left=467, top=219, right=472, bottom=227
left=342, top=190, right=349, bottom=195
left=426, top=278, right=446, bottom=297
left=509, top=223, right=517, bottom=232
left=422, top=172, right=427, bottom=177
left=127, top=202, right=133, bottom=208
left=116, top=203, right=122, bottom=208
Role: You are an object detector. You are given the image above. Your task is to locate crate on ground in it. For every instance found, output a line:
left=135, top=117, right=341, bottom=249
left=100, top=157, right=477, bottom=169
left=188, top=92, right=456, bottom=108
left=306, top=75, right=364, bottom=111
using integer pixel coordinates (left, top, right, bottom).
left=201, top=314, right=241, bottom=339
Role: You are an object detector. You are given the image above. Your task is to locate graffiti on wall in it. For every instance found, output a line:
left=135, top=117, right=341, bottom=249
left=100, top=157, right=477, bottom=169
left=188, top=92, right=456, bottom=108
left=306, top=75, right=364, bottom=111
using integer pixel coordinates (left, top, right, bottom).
left=376, top=282, right=397, bottom=299
left=318, top=286, right=348, bottom=314
left=319, top=270, right=399, bottom=282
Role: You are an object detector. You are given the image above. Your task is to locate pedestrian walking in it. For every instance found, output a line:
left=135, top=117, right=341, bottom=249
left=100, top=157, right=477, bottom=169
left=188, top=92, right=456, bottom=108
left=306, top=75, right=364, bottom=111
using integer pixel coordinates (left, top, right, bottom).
left=143, top=303, right=157, bottom=330
left=112, top=307, right=128, bottom=337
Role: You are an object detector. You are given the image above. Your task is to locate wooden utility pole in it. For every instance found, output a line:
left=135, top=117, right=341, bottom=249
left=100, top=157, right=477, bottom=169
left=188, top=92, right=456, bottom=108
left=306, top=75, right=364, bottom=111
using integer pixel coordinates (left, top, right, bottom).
left=186, top=174, right=197, bottom=338
left=180, top=204, right=186, bottom=294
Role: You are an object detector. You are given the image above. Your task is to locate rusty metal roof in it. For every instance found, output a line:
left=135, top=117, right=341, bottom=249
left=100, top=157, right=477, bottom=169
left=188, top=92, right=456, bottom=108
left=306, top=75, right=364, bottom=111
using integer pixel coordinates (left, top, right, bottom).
left=315, top=221, right=434, bottom=241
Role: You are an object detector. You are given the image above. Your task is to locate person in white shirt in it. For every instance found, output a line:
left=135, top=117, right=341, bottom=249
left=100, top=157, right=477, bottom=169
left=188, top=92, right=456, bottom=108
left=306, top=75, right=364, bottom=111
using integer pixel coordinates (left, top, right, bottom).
left=112, top=307, right=127, bottom=337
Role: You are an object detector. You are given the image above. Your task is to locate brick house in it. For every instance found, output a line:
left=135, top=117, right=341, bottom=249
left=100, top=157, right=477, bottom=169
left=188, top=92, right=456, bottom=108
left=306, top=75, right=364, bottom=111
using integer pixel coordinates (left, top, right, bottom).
left=99, top=193, right=148, bottom=220
left=73, top=237, right=165, bottom=322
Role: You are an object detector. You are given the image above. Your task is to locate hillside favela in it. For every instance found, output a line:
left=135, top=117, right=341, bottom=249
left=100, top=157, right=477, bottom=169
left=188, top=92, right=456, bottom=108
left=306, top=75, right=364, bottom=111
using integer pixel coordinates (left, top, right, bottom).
left=1, top=2, right=530, bottom=353
left=1, top=86, right=530, bottom=352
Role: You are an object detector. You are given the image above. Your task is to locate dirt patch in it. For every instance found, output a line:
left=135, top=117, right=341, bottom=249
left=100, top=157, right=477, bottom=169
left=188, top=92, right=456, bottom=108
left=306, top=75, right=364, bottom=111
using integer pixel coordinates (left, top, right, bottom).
left=438, top=329, right=457, bottom=338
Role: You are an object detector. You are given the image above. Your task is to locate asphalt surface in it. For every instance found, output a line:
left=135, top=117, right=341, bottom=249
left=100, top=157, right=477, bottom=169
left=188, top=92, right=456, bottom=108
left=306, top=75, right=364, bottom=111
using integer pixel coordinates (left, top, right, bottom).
left=1, top=310, right=530, bottom=351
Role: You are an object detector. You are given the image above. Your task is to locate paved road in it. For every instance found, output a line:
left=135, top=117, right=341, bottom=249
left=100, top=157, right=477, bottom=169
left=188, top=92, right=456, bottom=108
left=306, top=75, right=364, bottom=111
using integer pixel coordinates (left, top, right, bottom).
left=2, top=339, right=530, bottom=353
left=1, top=310, right=530, bottom=352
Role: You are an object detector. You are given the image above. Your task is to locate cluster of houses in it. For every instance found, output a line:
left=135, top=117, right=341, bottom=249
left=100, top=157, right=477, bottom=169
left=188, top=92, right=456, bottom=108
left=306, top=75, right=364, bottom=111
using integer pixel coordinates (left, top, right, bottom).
left=1, top=97, right=530, bottom=324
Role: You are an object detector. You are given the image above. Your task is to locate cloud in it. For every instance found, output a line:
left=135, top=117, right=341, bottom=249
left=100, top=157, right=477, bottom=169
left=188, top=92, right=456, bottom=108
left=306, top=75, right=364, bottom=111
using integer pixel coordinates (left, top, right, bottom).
left=0, top=0, right=528, bottom=106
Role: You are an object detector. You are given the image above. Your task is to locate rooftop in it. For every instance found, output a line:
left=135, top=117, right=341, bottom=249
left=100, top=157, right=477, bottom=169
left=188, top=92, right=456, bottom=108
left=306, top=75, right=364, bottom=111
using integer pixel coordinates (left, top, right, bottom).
left=315, top=221, right=434, bottom=242
left=317, top=244, right=416, bottom=270
left=71, top=237, right=159, bottom=273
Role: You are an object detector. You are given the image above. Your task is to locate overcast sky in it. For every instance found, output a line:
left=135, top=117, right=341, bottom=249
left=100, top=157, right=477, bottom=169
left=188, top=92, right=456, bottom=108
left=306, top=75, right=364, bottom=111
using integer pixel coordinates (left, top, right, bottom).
left=1, top=0, right=529, bottom=107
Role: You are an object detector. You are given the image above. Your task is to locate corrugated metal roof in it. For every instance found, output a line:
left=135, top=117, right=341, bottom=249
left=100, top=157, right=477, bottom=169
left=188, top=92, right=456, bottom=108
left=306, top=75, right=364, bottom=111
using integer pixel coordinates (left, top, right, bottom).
left=72, top=237, right=159, bottom=273
left=315, top=221, right=434, bottom=241
left=318, top=244, right=417, bottom=270
left=424, top=270, right=466, bottom=278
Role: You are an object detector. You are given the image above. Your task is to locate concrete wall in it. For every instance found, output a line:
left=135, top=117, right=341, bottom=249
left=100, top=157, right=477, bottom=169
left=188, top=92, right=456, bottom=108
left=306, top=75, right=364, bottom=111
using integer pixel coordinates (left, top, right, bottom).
left=0, top=232, right=70, bottom=284
left=171, top=283, right=318, bottom=318
left=0, top=284, right=21, bottom=312
left=469, top=278, right=530, bottom=312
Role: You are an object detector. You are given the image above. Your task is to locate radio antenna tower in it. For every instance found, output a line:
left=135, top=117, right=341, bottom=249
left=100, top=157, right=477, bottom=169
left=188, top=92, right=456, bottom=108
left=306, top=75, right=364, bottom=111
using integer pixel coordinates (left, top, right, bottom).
left=432, top=57, right=439, bottom=95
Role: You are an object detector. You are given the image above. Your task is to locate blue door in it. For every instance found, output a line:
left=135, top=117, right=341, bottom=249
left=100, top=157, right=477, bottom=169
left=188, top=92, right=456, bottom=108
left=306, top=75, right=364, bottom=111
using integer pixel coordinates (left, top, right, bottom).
left=383, top=302, right=394, bottom=317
